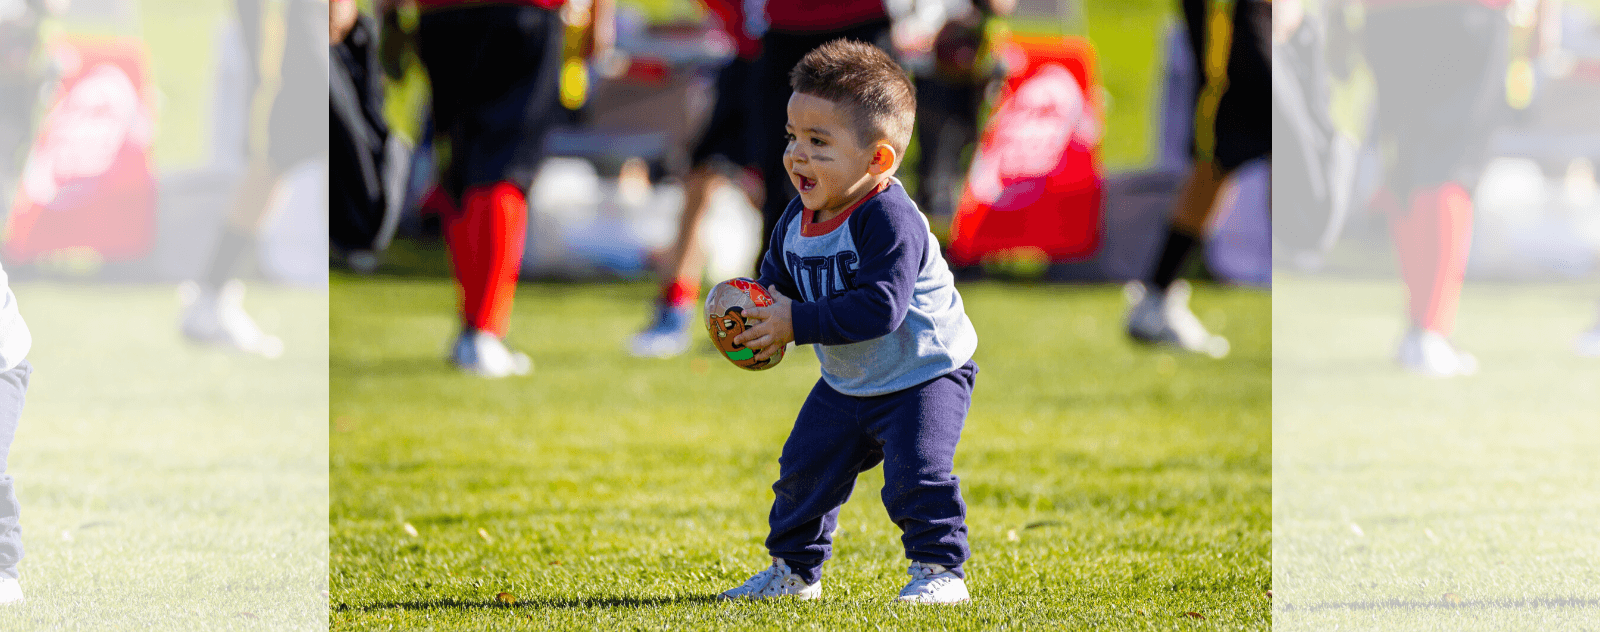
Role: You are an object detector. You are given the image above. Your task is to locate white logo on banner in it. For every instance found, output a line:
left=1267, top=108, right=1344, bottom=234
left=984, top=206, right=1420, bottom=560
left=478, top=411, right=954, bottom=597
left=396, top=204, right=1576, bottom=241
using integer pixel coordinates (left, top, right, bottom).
left=968, top=63, right=1086, bottom=205
left=22, top=63, right=150, bottom=206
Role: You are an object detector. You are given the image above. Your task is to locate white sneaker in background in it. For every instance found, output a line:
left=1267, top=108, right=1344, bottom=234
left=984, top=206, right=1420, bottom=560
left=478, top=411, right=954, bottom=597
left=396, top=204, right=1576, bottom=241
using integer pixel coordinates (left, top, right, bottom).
left=628, top=303, right=693, bottom=359
left=895, top=562, right=969, bottom=604
left=1395, top=328, right=1478, bottom=377
left=448, top=329, right=532, bottom=378
left=0, top=577, right=23, bottom=605
left=1125, top=280, right=1230, bottom=358
left=1575, top=324, right=1600, bottom=358
left=718, top=558, right=821, bottom=601
left=179, top=280, right=284, bottom=358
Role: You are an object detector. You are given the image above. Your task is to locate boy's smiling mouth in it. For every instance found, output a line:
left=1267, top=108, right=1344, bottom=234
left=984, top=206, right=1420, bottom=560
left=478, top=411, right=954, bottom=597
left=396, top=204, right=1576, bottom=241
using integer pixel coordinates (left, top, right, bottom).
left=796, top=174, right=817, bottom=192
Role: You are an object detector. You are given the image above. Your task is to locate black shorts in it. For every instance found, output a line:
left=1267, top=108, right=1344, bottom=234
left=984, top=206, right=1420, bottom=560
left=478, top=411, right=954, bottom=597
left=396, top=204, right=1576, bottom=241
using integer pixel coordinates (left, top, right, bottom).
left=1190, top=0, right=1271, bottom=174
left=267, top=0, right=329, bottom=172
left=416, top=4, right=564, bottom=197
left=1362, top=2, right=1509, bottom=192
left=689, top=57, right=758, bottom=170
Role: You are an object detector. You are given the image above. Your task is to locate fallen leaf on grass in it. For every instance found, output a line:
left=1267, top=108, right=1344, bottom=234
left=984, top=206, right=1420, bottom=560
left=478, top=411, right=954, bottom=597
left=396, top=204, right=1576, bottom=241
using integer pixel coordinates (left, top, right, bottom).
left=1185, top=612, right=1204, bottom=619
left=496, top=592, right=516, bottom=605
left=403, top=523, right=418, bottom=538
left=549, top=560, right=562, bottom=566
left=1443, top=593, right=1463, bottom=605
left=1265, top=590, right=1272, bottom=598
left=478, top=528, right=492, bottom=543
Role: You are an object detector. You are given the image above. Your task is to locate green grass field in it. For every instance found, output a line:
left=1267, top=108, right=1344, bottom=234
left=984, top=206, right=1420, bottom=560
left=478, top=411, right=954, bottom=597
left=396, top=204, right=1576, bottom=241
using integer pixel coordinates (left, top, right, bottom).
left=329, top=254, right=1270, bottom=630
left=0, top=283, right=327, bottom=630
left=1273, top=274, right=1600, bottom=630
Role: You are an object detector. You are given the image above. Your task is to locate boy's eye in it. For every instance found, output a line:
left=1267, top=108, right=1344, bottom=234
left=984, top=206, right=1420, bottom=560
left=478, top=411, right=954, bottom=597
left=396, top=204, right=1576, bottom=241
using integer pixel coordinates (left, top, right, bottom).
left=810, top=138, right=825, bottom=147
left=784, top=133, right=796, bottom=142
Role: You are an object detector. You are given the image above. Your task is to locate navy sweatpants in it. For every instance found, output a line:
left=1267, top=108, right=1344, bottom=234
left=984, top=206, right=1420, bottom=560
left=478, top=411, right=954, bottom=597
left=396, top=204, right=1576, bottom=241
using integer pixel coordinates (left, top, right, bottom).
left=766, top=361, right=976, bottom=584
left=0, top=361, right=30, bottom=579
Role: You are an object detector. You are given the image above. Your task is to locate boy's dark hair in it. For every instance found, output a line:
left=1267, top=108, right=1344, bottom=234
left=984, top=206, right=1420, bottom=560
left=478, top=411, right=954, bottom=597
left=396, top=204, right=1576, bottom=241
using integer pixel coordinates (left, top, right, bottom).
left=790, top=39, right=916, bottom=162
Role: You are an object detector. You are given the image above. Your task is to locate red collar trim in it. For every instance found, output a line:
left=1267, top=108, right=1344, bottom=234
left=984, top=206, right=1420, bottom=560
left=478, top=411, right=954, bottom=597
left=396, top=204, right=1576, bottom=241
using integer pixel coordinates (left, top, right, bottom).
left=801, top=181, right=889, bottom=237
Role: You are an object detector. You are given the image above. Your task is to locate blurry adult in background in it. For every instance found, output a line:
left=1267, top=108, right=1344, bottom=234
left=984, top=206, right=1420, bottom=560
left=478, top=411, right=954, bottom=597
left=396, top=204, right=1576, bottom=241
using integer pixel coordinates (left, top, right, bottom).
left=1123, top=0, right=1273, bottom=358
left=0, top=0, right=65, bottom=215
left=179, top=0, right=331, bottom=358
left=330, top=0, right=408, bottom=267
left=1576, top=303, right=1600, bottom=357
left=908, top=0, right=1012, bottom=223
left=1342, top=0, right=1510, bottom=376
left=379, top=0, right=612, bottom=377
left=629, top=0, right=764, bottom=358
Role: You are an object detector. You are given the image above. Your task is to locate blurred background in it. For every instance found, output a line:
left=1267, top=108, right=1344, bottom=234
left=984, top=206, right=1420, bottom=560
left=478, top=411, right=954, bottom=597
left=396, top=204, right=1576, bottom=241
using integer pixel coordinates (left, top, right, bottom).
left=356, top=0, right=1270, bottom=286
left=1273, top=0, right=1600, bottom=627
left=0, top=0, right=326, bottom=627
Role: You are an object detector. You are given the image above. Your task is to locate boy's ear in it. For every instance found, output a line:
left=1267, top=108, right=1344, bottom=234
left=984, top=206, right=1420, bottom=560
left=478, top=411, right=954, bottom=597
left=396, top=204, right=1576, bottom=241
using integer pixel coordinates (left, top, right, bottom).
left=867, top=142, right=897, bottom=175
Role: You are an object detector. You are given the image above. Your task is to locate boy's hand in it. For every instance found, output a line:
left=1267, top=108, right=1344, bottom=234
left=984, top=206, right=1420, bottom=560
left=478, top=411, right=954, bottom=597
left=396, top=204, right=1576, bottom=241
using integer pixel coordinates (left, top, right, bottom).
left=733, top=286, right=795, bottom=363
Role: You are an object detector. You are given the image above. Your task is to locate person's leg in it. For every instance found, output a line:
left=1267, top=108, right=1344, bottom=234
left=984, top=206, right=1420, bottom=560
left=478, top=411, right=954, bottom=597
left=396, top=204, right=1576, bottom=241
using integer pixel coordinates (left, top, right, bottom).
left=663, top=167, right=718, bottom=296
left=183, top=0, right=329, bottom=358
left=179, top=138, right=288, bottom=358
left=867, top=362, right=974, bottom=577
left=1149, top=158, right=1226, bottom=292
left=1363, top=2, right=1505, bottom=375
left=1391, top=182, right=1473, bottom=337
left=0, top=361, right=31, bottom=585
left=450, top=181, right=527, bottom=338
left=630, top=166, right=720, bottom=356
left=1125, top=157, right=1232, bottom=358
left=1127, top=0, right=1267, bottom=358
left=634, top=58, right=757, bottom=357
left=1576, top=300, right=1600, bottom=357
left=765, top=378, right=879, bottom=584
left=420, top=6, right=561, bottom=376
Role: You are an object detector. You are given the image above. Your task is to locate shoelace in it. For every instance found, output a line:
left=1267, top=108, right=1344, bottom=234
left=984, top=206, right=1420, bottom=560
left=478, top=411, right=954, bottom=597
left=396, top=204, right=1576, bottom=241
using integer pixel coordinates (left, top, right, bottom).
left=906, top=564, right=951, bottom=594
left=736, top=563, right=786, bottom=595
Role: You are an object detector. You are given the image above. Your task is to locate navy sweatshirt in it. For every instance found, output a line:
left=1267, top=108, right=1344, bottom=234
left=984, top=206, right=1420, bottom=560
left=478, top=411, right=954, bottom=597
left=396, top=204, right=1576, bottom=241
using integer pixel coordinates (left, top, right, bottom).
left=757, top=179, right=978, bottom=396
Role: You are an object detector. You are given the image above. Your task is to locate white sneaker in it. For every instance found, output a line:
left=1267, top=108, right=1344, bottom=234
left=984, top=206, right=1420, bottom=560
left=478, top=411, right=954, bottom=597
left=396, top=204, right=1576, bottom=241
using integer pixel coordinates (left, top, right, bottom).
left=895, top=562, right=968, bottom=604
left=449, top=329, right=532, bottom=378
left=179, top=280, right=284, bottom=358
left=718, top=558, right=821, bottom=601
left=0, top=577, right=22, bottom=604
left=1395, top=328, right=1478, bottom=377
left=628, top=304, right=693, bottom=358
left=1576, top=325, right=1600, bottom=357
left=1125, top=280, right=1230, bottom=358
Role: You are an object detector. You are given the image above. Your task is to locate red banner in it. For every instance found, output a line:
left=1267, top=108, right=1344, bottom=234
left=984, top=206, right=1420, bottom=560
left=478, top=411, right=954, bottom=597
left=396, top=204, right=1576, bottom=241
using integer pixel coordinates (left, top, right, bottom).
left=5, top=36, right=157, bottom=264
left=947, top=35, right=1104, bottom=267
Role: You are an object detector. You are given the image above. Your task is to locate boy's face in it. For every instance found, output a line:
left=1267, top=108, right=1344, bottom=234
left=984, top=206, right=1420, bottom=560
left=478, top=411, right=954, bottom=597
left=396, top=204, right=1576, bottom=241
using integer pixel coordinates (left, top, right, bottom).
left=783, top=92, right=889, bottom=216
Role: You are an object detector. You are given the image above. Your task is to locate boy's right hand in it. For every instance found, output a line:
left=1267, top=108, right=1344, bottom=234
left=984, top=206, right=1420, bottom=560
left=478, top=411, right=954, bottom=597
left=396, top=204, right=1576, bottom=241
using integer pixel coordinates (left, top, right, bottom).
left=734, top=286, right=796, bottom=364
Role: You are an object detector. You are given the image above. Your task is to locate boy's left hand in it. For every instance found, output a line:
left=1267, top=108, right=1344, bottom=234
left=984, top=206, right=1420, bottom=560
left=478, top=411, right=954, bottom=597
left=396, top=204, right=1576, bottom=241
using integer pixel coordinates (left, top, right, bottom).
left=734, top=286, right=795, bottom=363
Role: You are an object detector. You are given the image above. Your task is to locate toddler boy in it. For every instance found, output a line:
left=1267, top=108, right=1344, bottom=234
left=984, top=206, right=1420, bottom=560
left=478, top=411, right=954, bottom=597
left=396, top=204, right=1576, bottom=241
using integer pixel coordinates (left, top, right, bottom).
left=719, top=39, right=979, bottom=605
